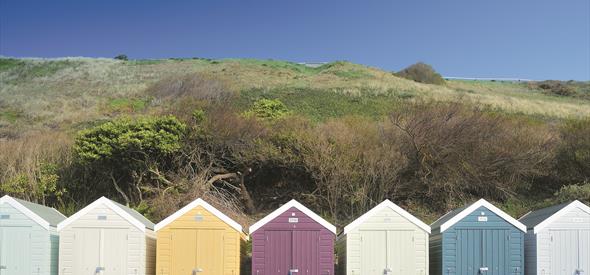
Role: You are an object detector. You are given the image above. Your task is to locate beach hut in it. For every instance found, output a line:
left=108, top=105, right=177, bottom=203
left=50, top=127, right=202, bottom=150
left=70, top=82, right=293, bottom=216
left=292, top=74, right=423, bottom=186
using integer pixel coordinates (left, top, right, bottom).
left=0, top=195, right=66, bottom=275
left=519, top=200, right=590, bottom=275
left=250, top=200, right=336, bottom=275
left=57, top=197, right=156, bottom=275
left=154, top=198, right=246, bottom=275
left=337, top=199, right=431, bottom=275
left=429, top=199, right=526, bottom=275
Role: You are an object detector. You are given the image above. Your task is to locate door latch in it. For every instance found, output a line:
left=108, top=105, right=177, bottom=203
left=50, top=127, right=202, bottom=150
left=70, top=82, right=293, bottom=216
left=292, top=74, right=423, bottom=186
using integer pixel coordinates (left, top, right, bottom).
left=192, top=268, right=203, bottom=275
left=289, top=269, right=299, bottom=274
left=576, top=269, right=584, bottom=275
left=95, top=266, right=105, bottom=273
left=479, top=267, right=489, bottom=274
left=384, top=268, right=393, bottom=275
left=0, top=265, right=7, bottom=270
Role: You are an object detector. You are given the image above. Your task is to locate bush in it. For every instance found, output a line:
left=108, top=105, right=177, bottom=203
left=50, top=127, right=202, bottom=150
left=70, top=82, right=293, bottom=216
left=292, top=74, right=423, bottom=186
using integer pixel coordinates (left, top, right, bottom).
left=555, top=118, right=590, bottom=183
left=244, top=99, right=290, bottom=119
left=554, top=182, right=590, bottom=204
left=533, top=80, right=576, bottom=97
left=114, top=54, right=128, bottom=61
left=74, top=115, right=186, bottom=205
left=396, top=62, right=445, bottom=85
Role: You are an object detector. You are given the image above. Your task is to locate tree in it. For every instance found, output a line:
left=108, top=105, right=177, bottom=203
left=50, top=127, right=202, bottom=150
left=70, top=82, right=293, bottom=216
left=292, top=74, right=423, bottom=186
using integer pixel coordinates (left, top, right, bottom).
left=396, top=62, right=445, bottom=85
left=114, top=54, right=128, bottom=61
left=74, top=115, right=186, bottom=205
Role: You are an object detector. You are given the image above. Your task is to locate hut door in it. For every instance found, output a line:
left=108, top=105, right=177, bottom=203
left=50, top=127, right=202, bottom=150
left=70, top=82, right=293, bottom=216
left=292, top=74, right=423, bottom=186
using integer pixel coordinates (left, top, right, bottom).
left=171, top=229, right=198, bottom=275
left=292, top=231, right=320, bottom=275
left=73, top=228, right=101, bottom=275
left=360, top=231, right=387, bottom=275
left=0, top=227, right=31, bottom=275
left=551, top=229, right=589, bottom=275
left=457, top=229, right=483, bottom=275
left=579, top=230, right=590, bottom=275
left=386, top=230, right=415, bottom=275
left=480, top=229, right=509, bottom=275
left=264, top=231, right=292, bottom=275
left=102, top=228, right=128, bottom=275
left=195, top=229, right=224, bottom=275
left=457, top=229, right=509, bottom=275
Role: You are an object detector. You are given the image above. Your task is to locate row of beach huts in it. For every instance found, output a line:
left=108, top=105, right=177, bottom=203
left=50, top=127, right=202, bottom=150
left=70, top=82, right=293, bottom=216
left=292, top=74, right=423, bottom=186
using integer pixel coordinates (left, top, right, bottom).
left=0, top=195, right=588, bottom=275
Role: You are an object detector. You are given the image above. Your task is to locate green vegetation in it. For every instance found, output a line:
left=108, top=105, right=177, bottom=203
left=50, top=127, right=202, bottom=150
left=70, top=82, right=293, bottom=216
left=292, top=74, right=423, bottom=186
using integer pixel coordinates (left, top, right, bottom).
left=0, top=58, right=23, bottom=72
left=106, top=98, right=149, bottom=113
left=244, top=99, right=291, bottom=120
left=238, top=88, right=401, bottom=122
left=0, top=109, right=22, bottom=123
left=1, top=56, right=590, bottom=230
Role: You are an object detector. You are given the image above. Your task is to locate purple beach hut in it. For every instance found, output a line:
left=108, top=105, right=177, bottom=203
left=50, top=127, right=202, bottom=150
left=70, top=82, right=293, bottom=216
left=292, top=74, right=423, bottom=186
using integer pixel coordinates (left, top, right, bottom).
left=249, top=200, right=337, bottom=275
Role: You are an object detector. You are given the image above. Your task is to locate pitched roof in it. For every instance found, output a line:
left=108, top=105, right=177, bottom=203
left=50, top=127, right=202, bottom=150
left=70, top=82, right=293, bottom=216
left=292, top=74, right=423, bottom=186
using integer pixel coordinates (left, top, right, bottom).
left=343, top=200, right=430, bottom=235
left=155, top=198, right=243, bottom=233
left=519, top=200, right=590, bottom=234
left=57, top=197, right=154, bottom=232
left=430, top=199, right=527, bottom=233
left=249, top=200, right=337, bottom=234
left=0, top=195, right=66, bottom=229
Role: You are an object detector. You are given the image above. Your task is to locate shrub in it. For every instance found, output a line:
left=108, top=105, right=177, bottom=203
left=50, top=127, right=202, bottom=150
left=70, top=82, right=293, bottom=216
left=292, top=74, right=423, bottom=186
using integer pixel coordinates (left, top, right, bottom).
left=555, top=118, right=590, bottom=183
left=396, top=62, right=445, bottom=85
left=74, top=115, right=186, bottom=205
left=533, top=80, right=576, bottom=97
left=114, top=54, right=128, bottom=61
left=244, top=99, right=290, bottom=119
left=554, top=182, right=590, bottom=204
left=0, top=131, right=71, bottom=204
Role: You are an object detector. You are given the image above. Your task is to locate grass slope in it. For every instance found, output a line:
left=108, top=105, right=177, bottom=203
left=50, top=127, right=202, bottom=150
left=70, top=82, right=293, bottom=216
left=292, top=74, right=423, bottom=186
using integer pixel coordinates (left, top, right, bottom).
left=1, top=57, right=589, bottom=135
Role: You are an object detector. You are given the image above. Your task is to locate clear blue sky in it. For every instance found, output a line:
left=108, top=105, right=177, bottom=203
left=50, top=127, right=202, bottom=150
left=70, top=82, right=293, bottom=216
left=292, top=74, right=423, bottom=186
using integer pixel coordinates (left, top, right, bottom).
left=1, top=0, right=589, bottom=80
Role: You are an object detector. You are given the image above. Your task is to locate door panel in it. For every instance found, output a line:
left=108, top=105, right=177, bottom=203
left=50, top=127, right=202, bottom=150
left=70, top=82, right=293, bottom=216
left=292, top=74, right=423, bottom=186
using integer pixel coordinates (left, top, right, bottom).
left=171, top=229, right=198, bottom=275
left=0, top=227, right=31, bottom=275
left=551, top=230, right=579, bottom=275
left=387, top=230, right=415, bottom=275
left=481, top=229, right=509, bottom=275
left=264, top=231, right=292, bottom=275
left=196, top=230, right=224, bottom=275
left=103, top=229, right=128, bottom=275
left=579, top=230, right=590, bottom=275
left=292, top=231, right=319, bottom=275
left=73, top=228, right=101, bottom=275
left=360, top=231, right=387, bottom=275
left=457, top=229, right=483, bottom=275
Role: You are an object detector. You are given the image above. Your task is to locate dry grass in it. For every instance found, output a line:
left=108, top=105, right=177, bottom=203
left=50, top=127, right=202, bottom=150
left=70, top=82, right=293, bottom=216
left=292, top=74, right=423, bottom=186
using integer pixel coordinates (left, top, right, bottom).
left=1, top=58, right=589, bottom=136
left=0, top=131, right=73, bottom=202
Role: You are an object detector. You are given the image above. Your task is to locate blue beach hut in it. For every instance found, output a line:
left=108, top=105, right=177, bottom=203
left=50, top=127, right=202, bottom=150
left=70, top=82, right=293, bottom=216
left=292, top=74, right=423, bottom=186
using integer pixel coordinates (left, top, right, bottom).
left=429, top=199, right=526, bottom=275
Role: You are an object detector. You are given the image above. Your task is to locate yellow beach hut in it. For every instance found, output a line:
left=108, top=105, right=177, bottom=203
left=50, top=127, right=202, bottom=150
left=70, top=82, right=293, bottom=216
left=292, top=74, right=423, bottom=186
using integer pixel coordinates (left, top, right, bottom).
left=155, top=198, right=246, bottom=275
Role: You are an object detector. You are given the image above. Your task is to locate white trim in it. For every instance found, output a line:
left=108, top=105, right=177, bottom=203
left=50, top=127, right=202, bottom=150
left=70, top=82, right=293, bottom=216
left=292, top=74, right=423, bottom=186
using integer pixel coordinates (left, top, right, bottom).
left=532, top=200, right=590, bottom=234
left=343, top=199, right=431, bottom=234
left=0, top=195, right=51, bottom=230
left=249, top=200, right=337, bottom=234
left=155, top=198, right=243, bottom=233
left=57, top=197, right=147, bottom=232
left=439, top=199, right=527, bottom=233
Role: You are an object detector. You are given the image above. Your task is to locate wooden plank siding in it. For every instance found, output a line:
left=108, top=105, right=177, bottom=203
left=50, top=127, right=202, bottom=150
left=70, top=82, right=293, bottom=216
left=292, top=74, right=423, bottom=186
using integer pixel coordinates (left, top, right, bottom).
left=251, top=207, right=335, bottom=275
left=533, top=206, right=590, bottom=275
left=0, top=202, right=59, bottom=275
left=156, top=205, right=241, bottom=275
left=58, top=204, right=153, bottom=275
left=343, top=207, right=429, bottom=275
left=431, top=206, right=524, bottom=275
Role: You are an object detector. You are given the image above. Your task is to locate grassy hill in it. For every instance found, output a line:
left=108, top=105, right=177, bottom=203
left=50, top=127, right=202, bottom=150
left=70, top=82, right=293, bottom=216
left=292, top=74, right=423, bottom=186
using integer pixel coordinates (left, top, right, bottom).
left=1, top=57, right=589, bottom=136
left=1, top=57, right=589, bottom=228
